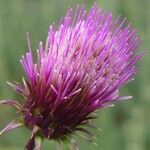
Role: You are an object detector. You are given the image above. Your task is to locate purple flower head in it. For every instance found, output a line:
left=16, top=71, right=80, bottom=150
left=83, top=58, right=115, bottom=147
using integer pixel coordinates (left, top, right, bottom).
left=0, top=4, right=143, bottom=150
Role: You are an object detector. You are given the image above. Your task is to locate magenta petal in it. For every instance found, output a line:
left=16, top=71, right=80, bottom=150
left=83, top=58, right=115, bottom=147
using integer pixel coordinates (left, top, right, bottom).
left=0, top=119, right=23, bottom=135
left=101, top=96, right=133, bottom=108
left=0, top=99, right=22, bottom=110
left=7, top=81, right=25, bottom=96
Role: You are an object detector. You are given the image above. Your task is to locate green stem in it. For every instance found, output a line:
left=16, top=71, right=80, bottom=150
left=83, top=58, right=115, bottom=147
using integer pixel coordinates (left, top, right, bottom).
left=34, top=136, right=43, bottom=150
left=70, top=139, right=79, bottom=150
left=56, top=142, right=61, bottom=150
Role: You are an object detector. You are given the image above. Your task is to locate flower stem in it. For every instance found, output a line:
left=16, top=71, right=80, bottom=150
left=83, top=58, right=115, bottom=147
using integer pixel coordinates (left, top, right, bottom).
left=25, top=136, right=43, bottom=150
left=34, top=136, right=43, bottom=150
left=56, top=142, right=61, bottom=150
left=70, top=139, right=79, bottom=150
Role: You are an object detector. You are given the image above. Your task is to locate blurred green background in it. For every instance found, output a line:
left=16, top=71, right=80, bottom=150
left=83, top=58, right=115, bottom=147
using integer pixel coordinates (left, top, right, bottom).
left=0, top=0, right=149, bottom=149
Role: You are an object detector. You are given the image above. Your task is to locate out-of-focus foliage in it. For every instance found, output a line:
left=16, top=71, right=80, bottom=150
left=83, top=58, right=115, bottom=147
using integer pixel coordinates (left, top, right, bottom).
left=0, top=0, right=149, bottom=150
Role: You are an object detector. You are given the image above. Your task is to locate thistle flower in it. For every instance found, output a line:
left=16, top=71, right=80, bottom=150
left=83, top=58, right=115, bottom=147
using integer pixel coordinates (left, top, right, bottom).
left=0, top=4, right=143, bottom=150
